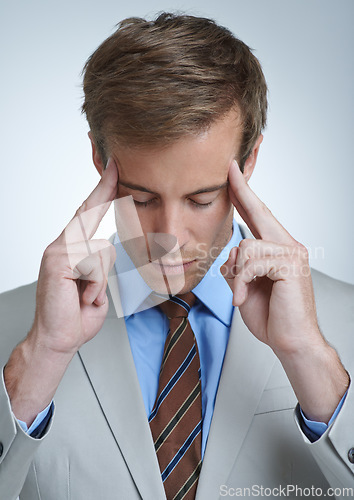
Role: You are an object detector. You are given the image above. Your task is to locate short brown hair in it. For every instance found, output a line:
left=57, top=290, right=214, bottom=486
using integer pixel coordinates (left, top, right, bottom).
left=82, top=12, right=267, bottom=170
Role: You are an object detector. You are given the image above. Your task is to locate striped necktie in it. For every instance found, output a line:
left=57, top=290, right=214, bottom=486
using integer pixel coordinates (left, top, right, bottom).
left=149, top=293, right=202, bottom=500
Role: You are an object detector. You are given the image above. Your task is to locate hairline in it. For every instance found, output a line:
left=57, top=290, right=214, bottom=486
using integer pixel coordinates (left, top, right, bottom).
left=101, top=106, right=246, bottom=171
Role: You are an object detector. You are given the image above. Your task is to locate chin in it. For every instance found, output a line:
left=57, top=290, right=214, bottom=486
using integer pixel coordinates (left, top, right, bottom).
left=137, top=263, right=188, bottom=296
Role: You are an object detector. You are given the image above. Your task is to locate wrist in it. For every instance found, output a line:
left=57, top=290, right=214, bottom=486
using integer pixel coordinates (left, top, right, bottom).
left=271, top=323, right=325, bottom=360
left=272, top=330, right=326, bottom=366
left=26, top=323, right=79, bottom=358
left=274, top=337, right=349, bottom=423
left=28, top=318, right=81, bottom=356
left=4, top=335, right=74, bottom=426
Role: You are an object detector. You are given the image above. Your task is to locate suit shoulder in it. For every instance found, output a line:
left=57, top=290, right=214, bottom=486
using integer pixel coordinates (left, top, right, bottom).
left=0, top=281, right=37, bottom=315
left=311, top=267, right=354, bottom=305
left=0, top=281, right=37, bottom=301
left=311, top=268, right=354, bottom=367
left=311, top=267, right=354, bottom=290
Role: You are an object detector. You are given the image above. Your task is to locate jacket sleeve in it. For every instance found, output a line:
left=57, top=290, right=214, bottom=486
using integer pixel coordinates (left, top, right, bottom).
left=0, top=283, right=54, bottom=499
left=0, top=368, right=53, bottom=500
left=295, top=270, right=354, bottom=494
left=294, top=376, right=354, bottom=493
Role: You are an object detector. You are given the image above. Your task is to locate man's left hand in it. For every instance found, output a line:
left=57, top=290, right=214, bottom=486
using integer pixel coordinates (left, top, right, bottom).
left=221, top=160, right=349, bottom=423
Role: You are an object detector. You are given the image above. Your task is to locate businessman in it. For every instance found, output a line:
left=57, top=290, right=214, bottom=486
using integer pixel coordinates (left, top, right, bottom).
left=1, top=12, right=353, bottom=500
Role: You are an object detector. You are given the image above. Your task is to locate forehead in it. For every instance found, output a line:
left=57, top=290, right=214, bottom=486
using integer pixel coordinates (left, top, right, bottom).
left=111, top=110, right=243, bottom=190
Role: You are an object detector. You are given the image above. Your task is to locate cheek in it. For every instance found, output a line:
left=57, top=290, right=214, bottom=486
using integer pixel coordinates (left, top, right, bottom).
left=196, top=198, right=233, bottom=243
left=209, top=195, right=233, bottom=229
left=134, top=209, right=155, bottom=234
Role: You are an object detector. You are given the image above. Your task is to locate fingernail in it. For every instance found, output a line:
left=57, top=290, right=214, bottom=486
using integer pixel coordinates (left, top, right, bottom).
left=94, top=297, right=105, bottom=307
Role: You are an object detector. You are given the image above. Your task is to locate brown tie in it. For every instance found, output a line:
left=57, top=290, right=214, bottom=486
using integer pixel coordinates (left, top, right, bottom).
left=149, top=293, right=202, bottom=500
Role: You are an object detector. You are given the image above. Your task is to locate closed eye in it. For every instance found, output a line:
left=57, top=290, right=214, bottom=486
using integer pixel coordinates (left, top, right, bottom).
left=133, top=198, right=213, bottom=209
left=133, top=198, right=156, bottom=208
left=189, top=199, right=213, bottom=208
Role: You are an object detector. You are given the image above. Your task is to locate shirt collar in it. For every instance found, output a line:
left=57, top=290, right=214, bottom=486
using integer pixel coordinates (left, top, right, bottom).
left=192, top=221, right=242, bottom=326
left=113, top=220, right=243, bottom=324
left=113, top=235, right=152, bottom=318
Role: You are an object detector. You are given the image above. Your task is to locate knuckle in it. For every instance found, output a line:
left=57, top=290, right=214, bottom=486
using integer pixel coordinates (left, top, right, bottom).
left=42, top=247, right=68, bottom=275
left=43, top=243, right=54, bottom=258
left=298, top=243, right=309, bottom=260
left=97, top=238, right=113, bottom=248
left=238, top=238, right=254, bottom=258
left=74, top=201, right=87, bottom=218
left=238, top=239, right=246, bottom=248
left=292, top=241, right=309, bottom=262
left=42, top=243, right=60, bottom=263
left=239, top=238, right=253, bottom=250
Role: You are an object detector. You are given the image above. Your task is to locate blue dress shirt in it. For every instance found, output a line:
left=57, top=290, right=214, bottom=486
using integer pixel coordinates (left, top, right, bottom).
left=115, top=221, right=242, bottom=457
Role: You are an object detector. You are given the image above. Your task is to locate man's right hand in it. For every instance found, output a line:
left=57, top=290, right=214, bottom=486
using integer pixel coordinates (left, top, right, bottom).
left=4, top=158, right=118, bottom=426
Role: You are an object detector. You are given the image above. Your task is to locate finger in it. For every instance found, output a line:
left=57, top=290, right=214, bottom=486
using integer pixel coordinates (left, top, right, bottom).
left=236, top=239, right=305, bottom=275
left=82, top=278, right=107, bottom=307
left=75, top=157, right=118, bottom=218
left=72, top=245, right=116, bottom=279
left=228, top=160, right=294, bottom=244
left=229, top=193, right=261, bottom=240
left=74, top=245, right=116, bottom=305
left=220, top=247, right=238, bottom=289
left=60, top=157, right=118, bottom=245
left=221, top=239, right=299, bottom=281
left=64, top=239, right=115, bottom=273
left=94, top=286, right=108, bottom=307
left=232, top=257, right=290, bottom=306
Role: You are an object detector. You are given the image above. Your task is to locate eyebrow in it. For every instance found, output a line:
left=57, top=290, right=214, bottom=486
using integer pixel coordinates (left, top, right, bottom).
left=118, top=180, right=228, bottom=196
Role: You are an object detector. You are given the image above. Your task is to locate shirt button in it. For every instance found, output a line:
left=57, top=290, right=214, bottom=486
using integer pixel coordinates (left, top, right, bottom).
left=0, top=442, right=3, bottom=457
left=348, top=448, right=354, bottom=464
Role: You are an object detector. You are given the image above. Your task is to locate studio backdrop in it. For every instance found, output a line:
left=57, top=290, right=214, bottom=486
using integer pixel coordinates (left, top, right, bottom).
left=1, top=0, right=353, bottom=293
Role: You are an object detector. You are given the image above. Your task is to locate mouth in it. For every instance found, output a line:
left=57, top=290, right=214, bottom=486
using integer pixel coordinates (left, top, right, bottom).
left=149, top=259, right=196, bottom=275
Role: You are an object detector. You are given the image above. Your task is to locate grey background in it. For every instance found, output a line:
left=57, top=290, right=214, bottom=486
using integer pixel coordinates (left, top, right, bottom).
left=1, top=0, right=353, bottom=293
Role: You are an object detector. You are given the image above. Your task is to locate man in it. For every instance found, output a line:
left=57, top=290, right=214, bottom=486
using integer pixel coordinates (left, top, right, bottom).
left=0, top=12, right=353, bottom=500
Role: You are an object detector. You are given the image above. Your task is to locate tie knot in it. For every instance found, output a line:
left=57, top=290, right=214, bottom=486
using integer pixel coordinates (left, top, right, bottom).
left=159, top=292, right=196, bottom=319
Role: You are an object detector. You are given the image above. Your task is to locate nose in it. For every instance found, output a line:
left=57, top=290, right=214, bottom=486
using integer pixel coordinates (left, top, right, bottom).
left=151, top=204, right=190, bottom=254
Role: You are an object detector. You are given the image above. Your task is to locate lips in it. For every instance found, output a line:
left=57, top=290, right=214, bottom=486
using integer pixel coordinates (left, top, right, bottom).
left=149, top=259, right=196, bottom=275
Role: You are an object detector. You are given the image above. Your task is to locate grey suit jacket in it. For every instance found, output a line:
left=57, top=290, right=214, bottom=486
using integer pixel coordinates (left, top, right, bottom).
left=1, top=231, right=354, bottom=499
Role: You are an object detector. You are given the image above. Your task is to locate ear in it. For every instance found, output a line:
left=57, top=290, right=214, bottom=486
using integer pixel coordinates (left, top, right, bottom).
left=88, top=131, right=105, bottom=177
left=242, top=134, right=263, bottom=182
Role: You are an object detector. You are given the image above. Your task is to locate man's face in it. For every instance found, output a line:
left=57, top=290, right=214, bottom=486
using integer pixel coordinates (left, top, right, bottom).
left=111, top=110, right=243, bottom=295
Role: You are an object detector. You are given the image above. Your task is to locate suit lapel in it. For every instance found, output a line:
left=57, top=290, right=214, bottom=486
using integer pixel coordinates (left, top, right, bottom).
left=78, top=275, right=166, bottom=500
left=197, top=223, right=275, bottom=497
left=196, top=298, right=275, bottom=498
